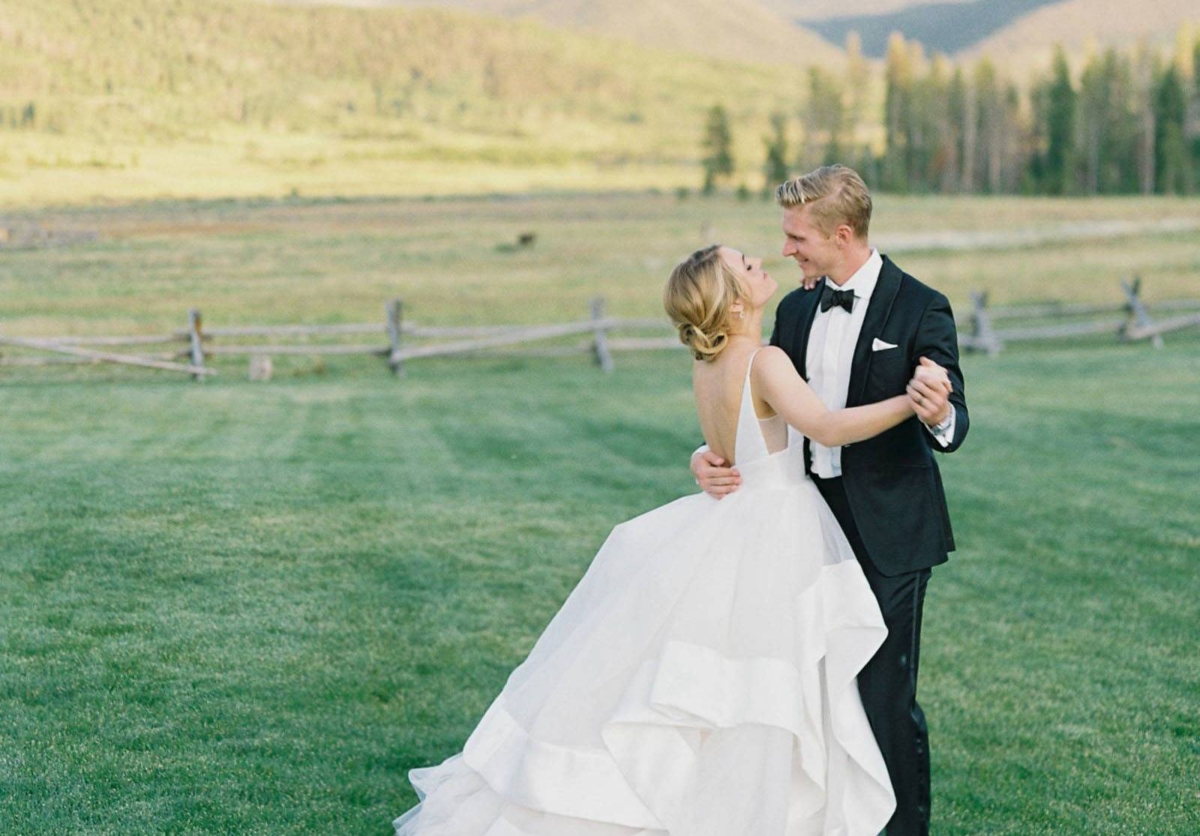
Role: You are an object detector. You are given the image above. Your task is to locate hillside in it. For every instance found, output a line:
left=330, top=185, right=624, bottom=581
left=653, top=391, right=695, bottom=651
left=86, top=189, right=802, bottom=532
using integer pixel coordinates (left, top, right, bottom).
left=481, top=0, right=845, bottom=68
left=966, top=0, right=1200, bottom=71
left=772, top=0, right=973, bottom=21
left=0, top=0, right=806, bottom=205
left=799, top=0, right=1060, bottom=58
left=785, top=0, right=1197, bottom=66
left=267, top=0, right=845, bottom=68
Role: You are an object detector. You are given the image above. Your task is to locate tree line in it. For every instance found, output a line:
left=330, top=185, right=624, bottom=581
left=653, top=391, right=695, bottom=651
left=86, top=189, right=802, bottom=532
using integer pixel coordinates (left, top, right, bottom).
left=703, top=30, right=1200, bottom=196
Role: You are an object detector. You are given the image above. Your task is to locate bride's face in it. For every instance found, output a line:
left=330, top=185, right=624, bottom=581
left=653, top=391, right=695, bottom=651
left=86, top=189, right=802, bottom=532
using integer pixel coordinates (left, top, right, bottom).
left=719, top=247, right=777, bottom=312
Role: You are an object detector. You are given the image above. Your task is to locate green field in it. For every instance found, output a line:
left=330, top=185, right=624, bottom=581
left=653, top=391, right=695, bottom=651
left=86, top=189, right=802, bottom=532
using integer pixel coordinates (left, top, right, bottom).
left=1, top=193, right=1199, bottom=834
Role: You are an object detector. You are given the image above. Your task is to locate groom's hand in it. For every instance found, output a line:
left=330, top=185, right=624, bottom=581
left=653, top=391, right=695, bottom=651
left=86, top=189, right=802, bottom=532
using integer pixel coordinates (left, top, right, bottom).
left=691, top=449, right=741, bottom=499
left=907, top=357, right=953, bottom=425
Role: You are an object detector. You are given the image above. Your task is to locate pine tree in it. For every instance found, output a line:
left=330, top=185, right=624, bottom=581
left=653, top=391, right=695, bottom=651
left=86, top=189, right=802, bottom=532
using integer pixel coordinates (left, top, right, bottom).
left=1154, top=64, right=1189, bottom=193
left=1190, top=36, right=1200, bottom=192
left=974, top=58, right=1006, bottom=193
left=1133, top=45, right=1159, bottom=195
left=915, top=53, right=954, bottom=193
left=882, top=33, right=913, bottom=192
left=799, top=67, right=845, bottom=171
left=1079, top=49, right=1138, bottom=193
left=763, top=112, right=789, bottom=195
left=903, top=41, right=933, bottom=191
left=959, top=66, right=978, bottom=192
left=945, top=68, right=968, bottom=193
left=1043, top=46, right=1076, bottom=195
left=843, top=31, right=871, bottom=161
left=701, top=104, right=734, bottom=195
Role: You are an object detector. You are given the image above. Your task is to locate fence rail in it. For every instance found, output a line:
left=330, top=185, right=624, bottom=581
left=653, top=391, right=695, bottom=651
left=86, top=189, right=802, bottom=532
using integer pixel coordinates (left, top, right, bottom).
left=960, top=276, right=1200, bottom=356
left=0, top=334, right=214, bottom=376
left=2, top=277, right=1197, bottom=379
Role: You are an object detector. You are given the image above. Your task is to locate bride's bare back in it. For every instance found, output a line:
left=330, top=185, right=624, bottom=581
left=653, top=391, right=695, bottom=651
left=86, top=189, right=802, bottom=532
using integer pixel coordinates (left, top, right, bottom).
left=692, top=344, right=781, bottom=466
left=695, top=343, right=916, bottom=467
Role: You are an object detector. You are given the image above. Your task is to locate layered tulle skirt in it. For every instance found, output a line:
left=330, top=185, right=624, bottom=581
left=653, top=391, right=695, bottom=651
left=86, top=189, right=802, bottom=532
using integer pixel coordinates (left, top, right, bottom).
left=394, top=446, right=895, bottom=836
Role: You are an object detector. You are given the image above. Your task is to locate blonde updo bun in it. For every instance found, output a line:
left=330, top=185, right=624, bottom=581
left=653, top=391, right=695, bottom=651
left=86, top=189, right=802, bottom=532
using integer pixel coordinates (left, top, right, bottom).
left=663, top=245, right=746, bottom=362
left=677, top=322, right=728, bottom=361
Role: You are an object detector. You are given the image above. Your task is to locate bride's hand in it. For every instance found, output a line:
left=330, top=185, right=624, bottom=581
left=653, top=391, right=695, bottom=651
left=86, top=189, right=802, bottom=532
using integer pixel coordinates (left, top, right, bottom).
left=906, top=357, right=952, bottom=424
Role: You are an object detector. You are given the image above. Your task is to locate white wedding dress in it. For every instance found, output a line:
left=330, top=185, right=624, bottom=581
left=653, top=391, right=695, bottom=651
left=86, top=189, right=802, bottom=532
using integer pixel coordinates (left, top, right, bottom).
left=394, top=352, right=896, bottom=836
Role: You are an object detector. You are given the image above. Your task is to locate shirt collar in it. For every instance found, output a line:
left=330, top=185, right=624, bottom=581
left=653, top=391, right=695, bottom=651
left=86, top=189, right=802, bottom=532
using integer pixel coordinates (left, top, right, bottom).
left=829, top=248, right=881, bottom=299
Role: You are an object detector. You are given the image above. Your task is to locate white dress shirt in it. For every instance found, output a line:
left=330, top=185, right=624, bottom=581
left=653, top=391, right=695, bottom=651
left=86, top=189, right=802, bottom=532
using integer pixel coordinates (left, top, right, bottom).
left=803, top=249, right=954, bottom=478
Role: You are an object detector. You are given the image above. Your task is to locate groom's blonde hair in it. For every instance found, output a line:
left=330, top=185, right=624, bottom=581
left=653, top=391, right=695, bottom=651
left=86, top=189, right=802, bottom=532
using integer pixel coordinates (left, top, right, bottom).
left=664, top=245, right=746, bottom=362
left=775, top=164, right=872, bottom=240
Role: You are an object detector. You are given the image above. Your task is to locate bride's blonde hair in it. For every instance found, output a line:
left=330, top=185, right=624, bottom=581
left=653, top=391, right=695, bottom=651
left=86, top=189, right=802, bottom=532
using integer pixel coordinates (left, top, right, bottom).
left=663, top=245, right=746, bottom=362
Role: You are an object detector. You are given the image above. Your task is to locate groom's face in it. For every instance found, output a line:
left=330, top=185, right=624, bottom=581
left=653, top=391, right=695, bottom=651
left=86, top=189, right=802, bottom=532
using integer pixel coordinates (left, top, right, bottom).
left=781, top=205, right=838, bottom=282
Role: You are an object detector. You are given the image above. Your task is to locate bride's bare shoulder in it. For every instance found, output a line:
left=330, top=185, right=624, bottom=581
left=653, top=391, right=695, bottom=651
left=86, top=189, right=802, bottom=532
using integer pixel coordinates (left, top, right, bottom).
left=751, top=347, right=804, bottom=397
left=752, top=346, right=794, bottom=376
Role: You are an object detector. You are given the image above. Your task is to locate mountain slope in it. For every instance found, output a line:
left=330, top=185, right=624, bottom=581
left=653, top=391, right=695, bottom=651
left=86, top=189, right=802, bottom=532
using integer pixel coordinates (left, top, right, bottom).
left=783, top=0, right=1196, bottom=67
left=508, top=0, right=846, bottom=67
left=0, top=0, right=808, bottom=203
left=966, top=0, right=1200, bottom=69
left=267, top=0, right=846, bottom=68
left=799, top=0, right=1060, bottom=58
left=769, top=0, right=973, bottom=21
left=0, top=0, right=799, bottom=132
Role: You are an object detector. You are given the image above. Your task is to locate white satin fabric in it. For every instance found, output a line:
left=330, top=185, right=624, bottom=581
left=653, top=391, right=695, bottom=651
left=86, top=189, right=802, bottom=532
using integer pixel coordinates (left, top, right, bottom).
left=394, top=352, right=895, bottom=836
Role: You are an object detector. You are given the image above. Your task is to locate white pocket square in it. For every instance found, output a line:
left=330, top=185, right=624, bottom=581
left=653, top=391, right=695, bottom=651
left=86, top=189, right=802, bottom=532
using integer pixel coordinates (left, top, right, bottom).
left=872, top=338, right=898, bottom=352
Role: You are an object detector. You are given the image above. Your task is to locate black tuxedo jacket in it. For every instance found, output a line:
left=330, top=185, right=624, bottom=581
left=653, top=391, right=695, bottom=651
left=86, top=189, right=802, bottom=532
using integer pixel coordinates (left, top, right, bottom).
left=771, top=255, right=969, bottom=577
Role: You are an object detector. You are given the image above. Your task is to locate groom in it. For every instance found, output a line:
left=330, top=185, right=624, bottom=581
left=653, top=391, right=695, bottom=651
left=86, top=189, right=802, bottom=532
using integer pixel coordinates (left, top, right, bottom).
left=692, top=165, right=968, bottom=836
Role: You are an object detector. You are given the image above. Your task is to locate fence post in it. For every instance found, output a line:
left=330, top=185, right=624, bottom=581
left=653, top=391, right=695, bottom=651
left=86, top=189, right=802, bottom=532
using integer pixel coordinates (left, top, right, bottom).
left=187, top=308, right=206, bottom=381
left=969, top=291, right=1003, bottom=357
left=1119, top=276, right=1163, bottom=348
left=387, top=298, right=406, bottom=378
left=590, top=297, right=614, bottom=373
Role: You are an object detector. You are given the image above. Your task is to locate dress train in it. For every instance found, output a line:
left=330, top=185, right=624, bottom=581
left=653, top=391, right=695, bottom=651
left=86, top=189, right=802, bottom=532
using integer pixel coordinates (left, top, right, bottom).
left=394, top=352, right=895, bottom=835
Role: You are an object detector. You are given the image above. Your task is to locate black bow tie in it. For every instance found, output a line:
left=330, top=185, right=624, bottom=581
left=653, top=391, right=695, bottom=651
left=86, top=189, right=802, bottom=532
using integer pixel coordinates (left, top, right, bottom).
left=820, top=285, right=856, bottom=313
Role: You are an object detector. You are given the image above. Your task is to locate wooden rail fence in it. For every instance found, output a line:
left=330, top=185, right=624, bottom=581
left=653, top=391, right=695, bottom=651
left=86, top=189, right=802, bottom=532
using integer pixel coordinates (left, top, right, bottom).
left=0, top=298, right=671, bottom=379
left=2, top=278, right=1196, bottom=379
left=960, top=276, right=1200, bottom=356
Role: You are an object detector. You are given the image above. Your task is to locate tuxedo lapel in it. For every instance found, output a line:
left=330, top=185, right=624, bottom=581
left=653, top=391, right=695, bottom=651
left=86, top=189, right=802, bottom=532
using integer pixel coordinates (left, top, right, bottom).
left=847, top=256, right=902, bottom=407
left=793, top=279, right=825, bottom=380
left=790, top=282, right=825, bottom=477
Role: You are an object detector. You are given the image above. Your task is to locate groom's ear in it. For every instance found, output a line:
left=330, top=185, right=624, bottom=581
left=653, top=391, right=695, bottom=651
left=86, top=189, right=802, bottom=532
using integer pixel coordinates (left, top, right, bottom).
left=834, top=223, right=854, bottom=247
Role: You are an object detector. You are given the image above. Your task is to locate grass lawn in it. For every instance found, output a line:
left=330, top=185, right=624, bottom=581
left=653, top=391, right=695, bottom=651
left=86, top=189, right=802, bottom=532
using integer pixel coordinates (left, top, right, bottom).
left=1, top=193, right=1198, bottom=833
left=1, top=341, right=1198, bottom=834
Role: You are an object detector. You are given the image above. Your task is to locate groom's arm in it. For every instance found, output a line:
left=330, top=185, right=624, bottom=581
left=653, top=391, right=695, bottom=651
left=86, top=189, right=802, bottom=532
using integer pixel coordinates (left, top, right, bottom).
left=911, top=293, right=969, bottom=454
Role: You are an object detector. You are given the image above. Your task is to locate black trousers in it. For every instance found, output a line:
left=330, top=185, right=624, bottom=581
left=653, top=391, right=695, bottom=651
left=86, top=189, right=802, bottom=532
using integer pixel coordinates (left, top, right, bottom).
left=812, top=474, right=932, bottom=836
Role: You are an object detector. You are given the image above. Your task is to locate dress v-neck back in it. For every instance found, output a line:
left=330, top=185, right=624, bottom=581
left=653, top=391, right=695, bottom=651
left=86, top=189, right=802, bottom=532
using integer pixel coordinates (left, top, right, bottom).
left=734, top=350, right=788, bottom=467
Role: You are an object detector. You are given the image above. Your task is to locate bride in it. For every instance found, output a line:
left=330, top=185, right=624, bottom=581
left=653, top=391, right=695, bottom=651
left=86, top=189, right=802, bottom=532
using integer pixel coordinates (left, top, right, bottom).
left=393, top=244, right=927, bottom=836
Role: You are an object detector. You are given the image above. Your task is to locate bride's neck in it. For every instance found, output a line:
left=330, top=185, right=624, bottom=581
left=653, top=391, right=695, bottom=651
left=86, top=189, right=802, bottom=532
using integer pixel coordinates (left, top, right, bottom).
left=728, top=310, right=764, bottom=343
